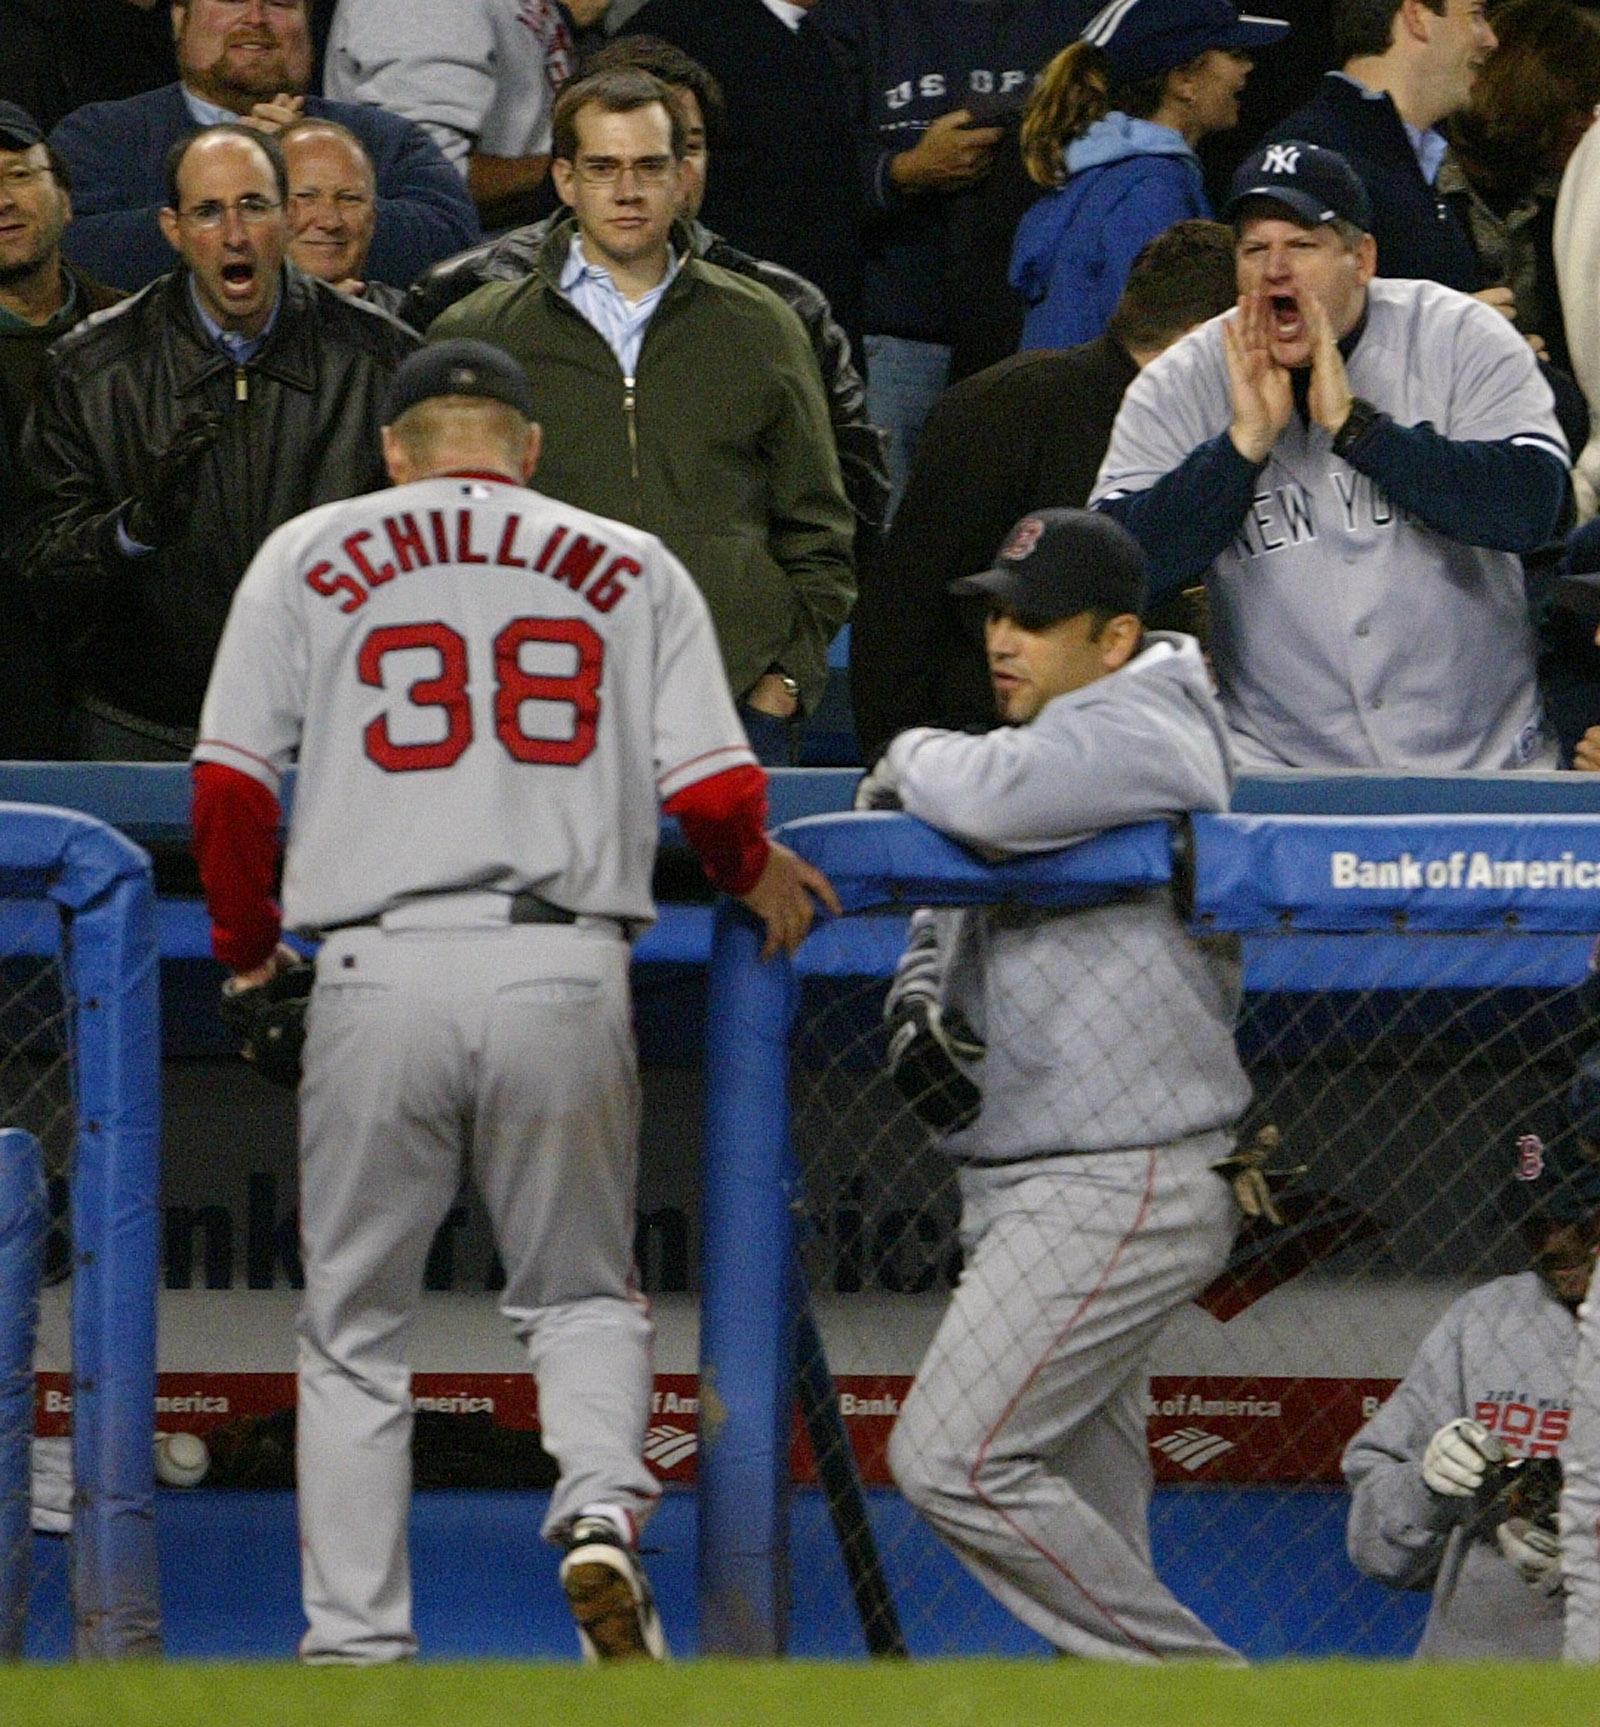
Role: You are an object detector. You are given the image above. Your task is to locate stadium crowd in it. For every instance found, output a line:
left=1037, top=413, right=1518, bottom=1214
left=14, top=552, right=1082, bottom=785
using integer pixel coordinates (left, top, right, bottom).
left=3, top=0, right=1600, bottom=771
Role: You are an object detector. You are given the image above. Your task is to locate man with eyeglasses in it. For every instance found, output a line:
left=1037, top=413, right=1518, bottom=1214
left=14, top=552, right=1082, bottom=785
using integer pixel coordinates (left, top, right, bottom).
left=18, top=123, right=418, bottom=760
left=402, top=35, right=888, bottom=585
left=47, top=0, right=476, bottom=294
left=0, top=100, right=123, bottom=758
left=431, top=68, right=855, bottom=765
left=280, top=116, right=403, bottom=318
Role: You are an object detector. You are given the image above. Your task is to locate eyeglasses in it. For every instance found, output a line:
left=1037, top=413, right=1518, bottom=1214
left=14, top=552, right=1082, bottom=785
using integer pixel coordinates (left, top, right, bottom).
left=0, top=164, right=52, bottom=192
left=569, top=154, right=677, bottom=188
left=177, top=194, right=283, bottom=229
left=288, top=190, right=373, bottom=215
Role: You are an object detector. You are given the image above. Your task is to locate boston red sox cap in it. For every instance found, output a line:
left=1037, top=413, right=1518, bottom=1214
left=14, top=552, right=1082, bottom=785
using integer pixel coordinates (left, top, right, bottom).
left=383, top=339, right=539, bottom=426
left=950, top=508, right=1148, bottom=622
left=1225, top=139, right=1372, bottom=232
left=0, top=102, right=46, bottom=151
left=1080, top=0, right=1289, bottom=85
left=1506, top=1047, right=1600, bottom=1229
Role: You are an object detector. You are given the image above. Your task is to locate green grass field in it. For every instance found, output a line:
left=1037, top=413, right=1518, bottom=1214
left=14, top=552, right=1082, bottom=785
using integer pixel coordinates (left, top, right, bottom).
left=2, top=1661, right=1598, bottom=1727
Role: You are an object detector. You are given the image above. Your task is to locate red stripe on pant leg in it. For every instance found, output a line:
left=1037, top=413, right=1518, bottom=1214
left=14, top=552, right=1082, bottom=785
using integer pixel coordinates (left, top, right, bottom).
left=965, top=1149, right=1161, bottom=1658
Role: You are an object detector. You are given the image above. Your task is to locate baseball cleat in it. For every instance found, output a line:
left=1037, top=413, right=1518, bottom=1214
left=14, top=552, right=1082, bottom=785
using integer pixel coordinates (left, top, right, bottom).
left=559, top=1517, right=668, bottom=1662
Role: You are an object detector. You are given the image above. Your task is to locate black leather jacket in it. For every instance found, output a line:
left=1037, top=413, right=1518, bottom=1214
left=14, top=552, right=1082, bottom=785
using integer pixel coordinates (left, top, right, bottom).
left=403, top=216, right=890, bottom=545
left=20, top=266, right=420, bottom=728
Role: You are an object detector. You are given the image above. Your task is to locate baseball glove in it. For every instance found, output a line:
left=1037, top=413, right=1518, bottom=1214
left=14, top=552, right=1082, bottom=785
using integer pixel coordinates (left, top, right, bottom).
left=884, top=908, right=983, bottom=1132
left=1472, top=1453, right=1563, bottom=1537
left=218, top=960, right=315, bottom=1087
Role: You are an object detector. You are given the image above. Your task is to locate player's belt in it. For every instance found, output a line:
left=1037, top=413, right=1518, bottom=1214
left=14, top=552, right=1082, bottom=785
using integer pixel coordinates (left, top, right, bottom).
left=508, top=891, right=579, bottom=926
left=321, top=889, right=584, bottom=933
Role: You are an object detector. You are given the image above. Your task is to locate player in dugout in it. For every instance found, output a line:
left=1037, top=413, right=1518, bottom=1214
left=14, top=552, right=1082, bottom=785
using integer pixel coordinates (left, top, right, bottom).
left=856, top=506, right=1252, bottom=1661
left=1343, top=1070, right=1600, bottom=1660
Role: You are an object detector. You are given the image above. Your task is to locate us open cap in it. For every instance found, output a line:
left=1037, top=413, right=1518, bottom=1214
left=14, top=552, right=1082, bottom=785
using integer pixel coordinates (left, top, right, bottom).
left=1080, top=0, right=1289, bottom=84
left=950, top=508, right=1148, bottom=622
left=383, top=339, right=538, bottom=425
left=1225, top=139, right=1373, bottom=231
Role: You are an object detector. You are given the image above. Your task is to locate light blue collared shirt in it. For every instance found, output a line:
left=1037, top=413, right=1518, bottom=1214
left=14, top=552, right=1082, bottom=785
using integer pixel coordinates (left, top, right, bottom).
left=186, top=274, right=281, bottom=367
left=182, top=88, right=242, bottom=129
left=1331, top=71, right=1448, bottom=185
left=558, top=234, right=679, bottom=378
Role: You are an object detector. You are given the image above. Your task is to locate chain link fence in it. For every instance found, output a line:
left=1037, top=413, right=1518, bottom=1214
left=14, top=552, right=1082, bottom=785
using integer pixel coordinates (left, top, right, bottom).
left=776, top=907, right=1596, bottom=1660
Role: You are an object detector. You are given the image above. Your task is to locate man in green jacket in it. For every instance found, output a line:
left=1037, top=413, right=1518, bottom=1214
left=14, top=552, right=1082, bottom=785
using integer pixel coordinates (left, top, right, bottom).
left=429, top=67, right=855, bottom=764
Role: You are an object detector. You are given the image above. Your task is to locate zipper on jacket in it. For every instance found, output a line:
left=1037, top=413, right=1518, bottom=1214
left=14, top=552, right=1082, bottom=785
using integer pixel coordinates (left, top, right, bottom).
left=622, top=375, right=639, bottom=484
left=234, top=364, right=249, bottom=403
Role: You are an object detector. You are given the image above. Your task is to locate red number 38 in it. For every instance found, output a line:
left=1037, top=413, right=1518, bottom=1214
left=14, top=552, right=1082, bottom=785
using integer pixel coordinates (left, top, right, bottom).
left=357, top=616, right=603, bottom=772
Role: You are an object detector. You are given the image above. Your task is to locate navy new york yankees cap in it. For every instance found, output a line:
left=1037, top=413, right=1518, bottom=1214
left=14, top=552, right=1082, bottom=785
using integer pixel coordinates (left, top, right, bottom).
left=1080, top=0, right=1289, bottom=85
left=383, top=339, right=539, bottom=425
left=0, top=102, right=46, bottom=151
left=950, top=509, right=1148, bottom=622
left=1225, top=139, right=1373, bottom=232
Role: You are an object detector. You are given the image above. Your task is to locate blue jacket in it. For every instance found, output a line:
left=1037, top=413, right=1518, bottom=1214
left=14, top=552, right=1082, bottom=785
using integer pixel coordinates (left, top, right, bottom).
left=51, top=82, right=479, bottom=291
left=1259, top=74, right=1482, bottom=293
left=1011, top=114, right=1208, bottom=351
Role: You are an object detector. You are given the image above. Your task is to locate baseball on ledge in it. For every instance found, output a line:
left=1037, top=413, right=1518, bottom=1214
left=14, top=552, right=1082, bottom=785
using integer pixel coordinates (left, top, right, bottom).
left=154, top=1430, right=210, bottom=1488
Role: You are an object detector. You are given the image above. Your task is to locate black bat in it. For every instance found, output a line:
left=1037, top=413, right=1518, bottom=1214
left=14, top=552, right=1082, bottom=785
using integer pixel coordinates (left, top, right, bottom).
left=792, top=1280, right=907, bottom=1657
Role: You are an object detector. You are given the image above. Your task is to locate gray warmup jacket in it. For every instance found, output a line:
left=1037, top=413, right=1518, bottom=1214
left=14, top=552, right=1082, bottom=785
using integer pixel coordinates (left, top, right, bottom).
left=1343, top=1272, right=1575, bottom=1660
left=884, top=632, right=1252, bottom=1162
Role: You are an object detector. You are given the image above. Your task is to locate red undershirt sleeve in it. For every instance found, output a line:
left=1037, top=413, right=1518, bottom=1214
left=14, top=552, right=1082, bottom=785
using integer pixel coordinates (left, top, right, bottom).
left=191, top=761, right=283, bottom=973
left=662, top=763, right=771, bottom=897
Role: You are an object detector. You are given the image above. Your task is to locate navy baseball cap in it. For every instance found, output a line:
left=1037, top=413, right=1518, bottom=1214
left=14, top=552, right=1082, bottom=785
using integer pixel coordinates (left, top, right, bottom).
left=1226, top=139, right=1373, bottom=231
left=0, top=102, right=45, bottom=151
left=950, top=509, right=1148, bottom=621
left=1506, top=1051, right=1600, bottom=1227
left=383, top=339, right=538, bottom=424
left=1081, top=0, right=1288, bottom=84
left=1518, top=1137, right=1600, bottom=1226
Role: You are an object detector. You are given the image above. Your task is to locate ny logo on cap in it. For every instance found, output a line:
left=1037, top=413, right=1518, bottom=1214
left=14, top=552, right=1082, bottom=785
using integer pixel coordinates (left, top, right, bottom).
left=1515, top=1133, right=1547, bottom=1182
left=1002, top=517, right=1045, bottom=561
left=1260, top=143, right=1301, bottom=176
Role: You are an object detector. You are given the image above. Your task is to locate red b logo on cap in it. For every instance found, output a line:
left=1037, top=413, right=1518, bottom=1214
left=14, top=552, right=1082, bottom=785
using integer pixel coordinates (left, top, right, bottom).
left=1515, top=1133, right=1546, bottom=1181
left=1001, top=517, right=1044, bottom=561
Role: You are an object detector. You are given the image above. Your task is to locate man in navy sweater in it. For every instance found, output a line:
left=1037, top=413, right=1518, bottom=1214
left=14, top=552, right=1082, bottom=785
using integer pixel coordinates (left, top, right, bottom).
left=49, top=0, right=477, bottom=291
left=1258, top=0, right=1494, bottom=294
left=809, top=0, right=1099, bottom=513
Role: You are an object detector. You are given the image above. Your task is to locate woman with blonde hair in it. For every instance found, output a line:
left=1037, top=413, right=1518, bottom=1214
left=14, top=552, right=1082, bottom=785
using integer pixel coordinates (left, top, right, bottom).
left=1011, top=0, right=1287, bottom=351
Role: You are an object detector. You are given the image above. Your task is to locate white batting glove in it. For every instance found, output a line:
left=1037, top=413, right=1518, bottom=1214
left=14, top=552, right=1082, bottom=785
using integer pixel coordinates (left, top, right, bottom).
left=1421, top=1418, right=1506, bottom=1498
left=1495, top=1517, right=1564, bottom=1595
left=854, top=754, right=902, bottom=811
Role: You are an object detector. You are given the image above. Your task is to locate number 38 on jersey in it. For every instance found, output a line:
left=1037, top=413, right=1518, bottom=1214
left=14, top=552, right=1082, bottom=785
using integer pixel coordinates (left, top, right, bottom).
left=359, top=614, right=603, bottom=772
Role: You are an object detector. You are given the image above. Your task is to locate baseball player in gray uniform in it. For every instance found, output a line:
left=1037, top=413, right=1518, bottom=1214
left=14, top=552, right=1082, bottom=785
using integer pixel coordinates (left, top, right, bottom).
left=858, top=508, right=1252, bottom=1662
left=1090, top=141, right=1571, bottom=772
left=188, top=339, right=837, bottom=1665
left=1344, top=1128, right=1600, bottom=1661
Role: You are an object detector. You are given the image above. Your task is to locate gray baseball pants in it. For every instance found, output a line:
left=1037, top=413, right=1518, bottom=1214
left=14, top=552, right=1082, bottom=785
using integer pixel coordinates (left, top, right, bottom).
left=889, top=1134, right=1242, bottom=1662
left=294, top=920, right=659, bottom=1664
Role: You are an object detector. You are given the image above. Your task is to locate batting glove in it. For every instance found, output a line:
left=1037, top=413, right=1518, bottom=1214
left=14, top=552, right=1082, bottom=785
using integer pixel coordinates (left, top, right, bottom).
left=1422, top=1418, right=1507, bottom=1498
left=1495, top=1516, right=1564, bottom=1595
left=886, top=997, right=984, bottom=1132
